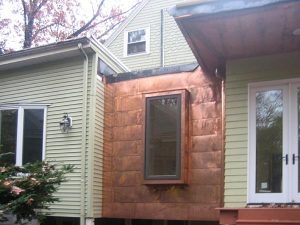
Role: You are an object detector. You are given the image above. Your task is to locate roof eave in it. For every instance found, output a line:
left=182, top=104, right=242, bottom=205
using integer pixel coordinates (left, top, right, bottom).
left=169, top=0, right=296, bottom=19
left=0, top=37, right=94, bottom=71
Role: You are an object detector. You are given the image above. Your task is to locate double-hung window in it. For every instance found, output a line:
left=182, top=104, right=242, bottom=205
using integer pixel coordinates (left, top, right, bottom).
left=143, top=90, right=188, bottom=184
left=249, top=80, right=300, bottom=203
left=124, top=28, right=150, bottom=56
left=0, top=105, right=46, bottom=166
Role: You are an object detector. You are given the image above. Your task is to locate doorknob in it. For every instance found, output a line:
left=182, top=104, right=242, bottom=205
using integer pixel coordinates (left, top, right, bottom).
left=292, top=154, right=299, bottom=165
left=282, top=154, right=289, bottom=165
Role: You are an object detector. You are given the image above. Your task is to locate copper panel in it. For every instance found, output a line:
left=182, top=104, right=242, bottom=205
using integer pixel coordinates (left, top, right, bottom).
left=112, top=140, right=142, bottom=157
left=190, top=168, right=221, bottom=185
left=114, top=110, right=142, bottom=127
left=112, top=125, right=142, bottom=141
left=103, top=67, right=223, bottom=221
left=115, top=95, right=142, bottom=112
left=112, top=156, right=142, bottom=172
left=114, top=80, right=139, bottom=97
left=191, top=151, right=221, bottom=169
left=192, top=135, right=222, bottom=152
left=188, top=204, right=220, bottom=221
left=191, top=102, right=221, bottom=120
left=138, top=73, right=189, bottom=93
left=112, top=171, right=141, bottom=186
left=192, top=118, right=221, bottom=136
left=134, top=203, right=189, bottom=220
left=107, top=203, right=136, bottom=218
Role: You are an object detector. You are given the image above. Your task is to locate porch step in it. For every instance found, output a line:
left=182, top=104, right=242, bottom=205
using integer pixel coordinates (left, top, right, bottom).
left=236, top=208, right=300, bottom=225
left=237, top=219, right=300, bottom=225
left=219, top=208, right=300, bottom=225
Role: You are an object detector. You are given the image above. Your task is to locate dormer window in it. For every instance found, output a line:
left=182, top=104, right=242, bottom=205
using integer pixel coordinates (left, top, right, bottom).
left=124, top=28, right=150, bottom=56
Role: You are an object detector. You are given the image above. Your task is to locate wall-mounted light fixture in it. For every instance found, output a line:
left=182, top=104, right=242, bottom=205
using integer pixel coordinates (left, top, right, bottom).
left=59, top=113, right=72, bottom=133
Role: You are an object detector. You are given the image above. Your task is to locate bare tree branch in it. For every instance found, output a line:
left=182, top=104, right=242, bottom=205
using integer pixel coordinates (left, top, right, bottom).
left=67, top=1, right=140, bottom=39
left=32, top=0, right=47, bottom=16
left=67, top=0, right=106, bottom=39
left=85, top=2, right=140, bottom=32
left=96, top=19, right=123, bottom=40
left=32, top=22, right=56, bottom=39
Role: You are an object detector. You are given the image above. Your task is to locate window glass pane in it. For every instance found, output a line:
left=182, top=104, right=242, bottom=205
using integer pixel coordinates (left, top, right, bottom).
left=97, top=58, right=116, bottom=76
left=22, top=109, right=44, bottom=164
left=0, top=110, right=17, bottom=165
left=256, top=90, right=283, bottom=193
left=146, top=95, right=180, bottom=177
left=128, top=30, right=145, bottom=43
left=127, top=42, right=146, bottom=55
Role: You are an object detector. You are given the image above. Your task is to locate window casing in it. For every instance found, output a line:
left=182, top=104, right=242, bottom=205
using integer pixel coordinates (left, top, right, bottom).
left=0, top=105, right=46, bottom=166
left=143, top=90, right=189, bottom=184
left=124, top=28, right=150, bottom=57
left=249, top=79, right=300, bottom=203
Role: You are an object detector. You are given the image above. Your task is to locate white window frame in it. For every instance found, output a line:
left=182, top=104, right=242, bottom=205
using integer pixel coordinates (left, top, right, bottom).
left=0, top=104, right=47, bottom=166
left=123, top=27, right=150, bottom=57
left=248, top=78, right=300, bottom=203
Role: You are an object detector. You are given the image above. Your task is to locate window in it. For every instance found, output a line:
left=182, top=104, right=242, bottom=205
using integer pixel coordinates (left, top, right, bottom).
left=0, top=105, right=46, bottom=166
left=124, top=28, right=150, bottom=56
left=97, top=58, right=116, bottom=76
left=249, top=80, right=300, bottom=203
left=143, top=90, right=188, bottom=184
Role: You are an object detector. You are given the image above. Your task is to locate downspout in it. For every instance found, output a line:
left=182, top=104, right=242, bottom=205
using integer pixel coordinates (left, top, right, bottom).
left=78, top=43, right=88, bottom=225
left=215, top=67, right=225, bottom=208
left=160, top=9, right=165, bottom=67
left=221, top=78, right=225, bottom=208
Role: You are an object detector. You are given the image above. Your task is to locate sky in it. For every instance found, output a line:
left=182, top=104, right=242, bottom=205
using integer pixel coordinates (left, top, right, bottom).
left=0, top=0, right=139, bottom=50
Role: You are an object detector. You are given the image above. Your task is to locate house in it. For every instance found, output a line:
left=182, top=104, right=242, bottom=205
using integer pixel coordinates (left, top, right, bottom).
left=105, top=0, right=196, bottom=71
left=0, top=35, right=224, bottom=225
left=0, top=37, right=128, bottom=225
left=102, top=63, right=223, bottom=225
left=170, top=0, right=300, bottom=224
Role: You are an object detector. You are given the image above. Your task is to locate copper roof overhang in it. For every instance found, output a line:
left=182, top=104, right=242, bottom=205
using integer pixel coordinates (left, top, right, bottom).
left=171, top=0, right=300, bottom=76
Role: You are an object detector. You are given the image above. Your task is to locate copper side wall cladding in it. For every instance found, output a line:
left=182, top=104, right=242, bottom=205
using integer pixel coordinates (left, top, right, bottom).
left=103, top=67, right=223, bottom=221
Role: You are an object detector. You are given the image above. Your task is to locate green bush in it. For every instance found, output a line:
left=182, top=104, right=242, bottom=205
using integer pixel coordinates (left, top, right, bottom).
left=0, top=155, right=73, bottom=224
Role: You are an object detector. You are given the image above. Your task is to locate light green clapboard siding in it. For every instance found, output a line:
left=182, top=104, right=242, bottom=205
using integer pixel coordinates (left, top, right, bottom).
left=225, top=51, right=300, bottom=207
left=106, top=0, right=196, bottom=71
left=0, top=57, right=85, bottom=217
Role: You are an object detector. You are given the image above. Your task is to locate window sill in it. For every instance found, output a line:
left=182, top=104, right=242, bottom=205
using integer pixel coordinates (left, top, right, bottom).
left=143, top=178, right=187, bottom=185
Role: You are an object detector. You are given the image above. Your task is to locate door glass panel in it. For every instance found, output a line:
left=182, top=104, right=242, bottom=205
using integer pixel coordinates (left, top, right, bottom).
left=256, top=90, right=283, bottom=193
left=22, top=109, right=44, bottom=164
left=0, top=110, right=18, bottom=165
left=298, top=88, right=300, bottom=192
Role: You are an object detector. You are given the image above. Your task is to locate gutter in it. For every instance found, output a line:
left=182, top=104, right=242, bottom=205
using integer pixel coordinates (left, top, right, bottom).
left=78, top=43, right=89, bottom=225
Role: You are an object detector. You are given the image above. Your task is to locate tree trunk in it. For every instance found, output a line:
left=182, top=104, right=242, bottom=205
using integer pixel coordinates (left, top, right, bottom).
left=23, top=18, right=34, bottom=48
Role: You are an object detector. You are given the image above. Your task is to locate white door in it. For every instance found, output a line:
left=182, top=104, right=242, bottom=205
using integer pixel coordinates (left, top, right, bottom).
left=290, top=83, right=300, bottom=202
